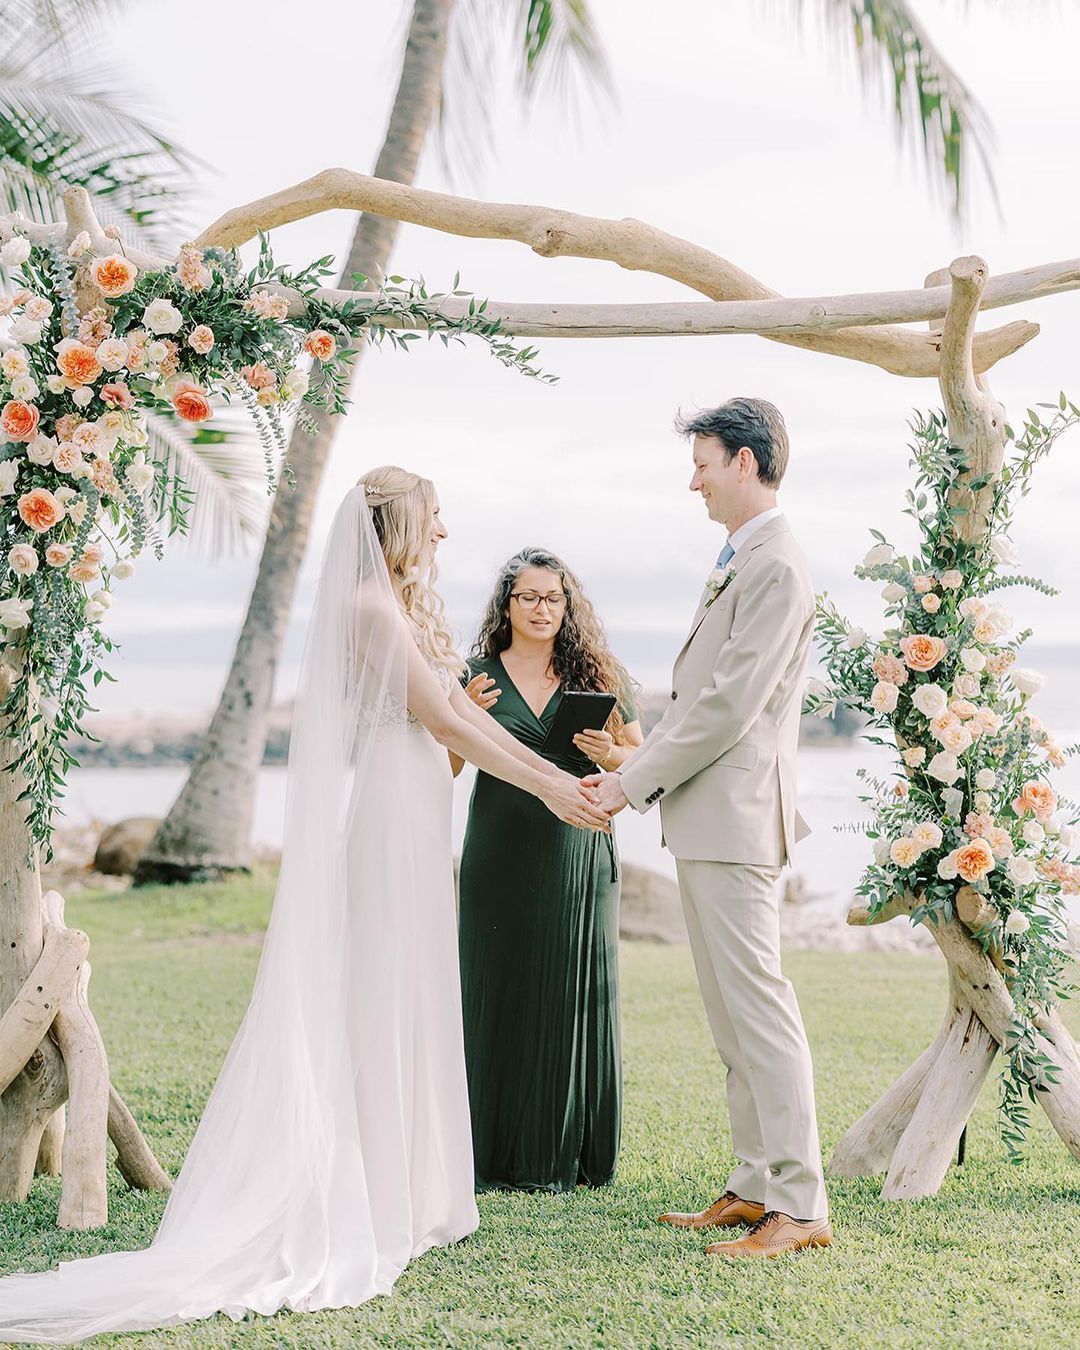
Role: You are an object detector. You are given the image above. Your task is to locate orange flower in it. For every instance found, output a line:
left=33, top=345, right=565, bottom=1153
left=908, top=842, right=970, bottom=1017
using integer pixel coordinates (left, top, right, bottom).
left=1013, top=780, right=1057, bottom=821
left=92, top=253, right=138, bottom=298
left=303, top=330, right=336, bottom=362
left=955, top=838, right=996, bottom=883
left=240, top=362, right=275, bottom=391
left=69, top=559, right=102, bottom=583
left=56, top=339, right=103, bottom=386
left=17, top=487, right=64, bottom=533
left=900, top=634, right=948, bottom=672
left=1, top=399, right=40, bottom=442
left=171, top=381, right=212, bottom=422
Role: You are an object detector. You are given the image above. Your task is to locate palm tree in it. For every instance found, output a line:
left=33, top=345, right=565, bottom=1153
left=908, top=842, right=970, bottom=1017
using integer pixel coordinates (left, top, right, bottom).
left=135, top=0, right=996, bottom=884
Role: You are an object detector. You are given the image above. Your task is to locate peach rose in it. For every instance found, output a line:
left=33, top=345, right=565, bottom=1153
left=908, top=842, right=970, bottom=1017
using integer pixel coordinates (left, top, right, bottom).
left=303, top=329, right=336, bottom=362
left=949, top=699, right=979, bottom=720
left=69, top=559, right=101, bottom=584
left=171, top=381, right=212, bottom=423
left=964, top=811, right=993, bottom=838
left=900, top=634, right=948, bottom=672
left=955, top=838, right=996, bottom=883
left=1, top=399, right=40, bottom=441
left=940, top=570, right=964, bottom=590
left=52, top=442, right=86, bottom=475
left=56, top=339, right=103, bottom=386
left=88, top=458, right=118, bottom=495
left=240, top=362, right=275, bottom=391
left=921, top=593, right=942, bottom=614
left=80, top=541, right=105, bottom=564
left=986, top=651, right=1016, bottom=677
left=17, top=487, right=65, bottom=532
left=1014, top=780, right=1057, bottom=821
left=100, top=381, right=135, bottom=410
left=92, top=253, right=138, bottom=298
left=913, top=574, right=936, bottom=594
left=985, top=826, right=1014, bottom=859
left=45, top=542, right=73, bottom=567
left=187, top=324, right=215, bottom=354
left=890, top=838, right=921, bottom=868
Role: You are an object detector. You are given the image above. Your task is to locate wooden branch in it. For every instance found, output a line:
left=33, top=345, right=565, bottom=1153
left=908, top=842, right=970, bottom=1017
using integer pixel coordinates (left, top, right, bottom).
left=0, top=920, right=88, bottom=1093
left=108, top=1084, right=172, bottom=1192
left=847, top=890, right=917, bottom=927
left=35, top=1103, right=64, bottom=1176
left=53, top=959, right=109, bottom=1229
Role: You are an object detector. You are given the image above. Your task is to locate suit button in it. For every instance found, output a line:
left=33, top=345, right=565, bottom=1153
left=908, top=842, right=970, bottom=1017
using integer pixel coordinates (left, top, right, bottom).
left=671, top=691, right=678, bottom=701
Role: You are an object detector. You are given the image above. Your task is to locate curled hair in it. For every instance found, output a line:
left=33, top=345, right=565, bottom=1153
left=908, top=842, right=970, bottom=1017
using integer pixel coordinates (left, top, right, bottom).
left=471, top=547, right=636, bottom=742
left=357, top=465, right=464, bottom=677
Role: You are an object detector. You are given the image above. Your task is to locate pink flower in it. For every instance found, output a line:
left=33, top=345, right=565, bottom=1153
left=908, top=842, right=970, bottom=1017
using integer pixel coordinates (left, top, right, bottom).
left=187, top=325, right=215, bottom=354
left=240, top=362, right=276, bottom=391
left=872, top=653, right=909, bottom=686
left=985, top=826, right=1014, bottom=859
left=52, top=442, right=86, bottom=475
left=964, top=812, right=993, bottom=839
left=175, top=243, right=212, bottom=293
left=921, top=593, right=942, bottom=614
left=913, top=574, right=936, bottom=594
left=100, top=381, right=135, bottom=409
left=940, top=570, right=964, bottom=590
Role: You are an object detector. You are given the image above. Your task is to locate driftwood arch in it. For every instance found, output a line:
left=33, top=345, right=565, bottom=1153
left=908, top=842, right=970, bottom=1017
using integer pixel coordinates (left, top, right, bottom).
left=2, top=174, right=1080, bottom=1226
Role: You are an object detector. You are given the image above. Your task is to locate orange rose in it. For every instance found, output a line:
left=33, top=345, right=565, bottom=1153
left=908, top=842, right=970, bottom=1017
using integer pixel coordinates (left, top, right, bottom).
left=56, top=339, right=103, bottom=386
left=900, top=634, right=948, bottom=672
left=1013, top=780, right=1057, bottom=821
left=92, top=253, right=138, bottom=298
left=1, top=399, right=40, bottom=442
left=171, top=381, right=212, bottom=422
left=303, top=330, right=336, bottom=362
left=18, top=487, right=65, bottom=533
left=955, top=838, right=996, bottom=883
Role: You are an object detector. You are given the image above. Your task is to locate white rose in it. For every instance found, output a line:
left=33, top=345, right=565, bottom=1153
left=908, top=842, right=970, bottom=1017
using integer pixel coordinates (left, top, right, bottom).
left=902, top=746, right=927, bottom=768
left=942, top=787, right=965, bottom=819
left=1007, top=856, right=1036, bottom=886
left=1022, top=820, right=1045, bottom=845
left=124, top=451, right=154, bottom=492
left=24, top=434, right=54, bottom=467
left=974, top=791, right=992, bottom=813
left=145, top=340, right=169, bottom=366
left=0, top=596, right=32, bottom=630
left=7, top=543, right=38, bottom=576
left=90, top=588, right=113, bottom=610
left=990, top=535, right=1019, bottom=567
left=9, top=375, right=38, bottom=400
left=912, top=684, right=949, bottom=719
left=862, top=543, right=895, bottom=567
left=987, top=605, right=1012, bottom=636
left=0, top=236, right=31, bottom=266
left=975, top=769, right=997, bottom=790
left=1059, top=824, right=1077, bottom=851
left=111, top=559, right=135, bottom=580
left=141, top=298, right=183, bottom=335
left=937, top=852, right=959, bottom=880
left=960, top=648, right=986, bottom=673
left=881, top=582, right=907, bottom=603
left=46, top=374, right=66, bottom=394
left=84, top=600, right=107, bottom=623
left=71, top=386, right=94, bottom=408
left=1004, top=909, right=1030, bottom=935
left=927, top=751, right=962, bottom=785
left=870, top=681, right=899, bottom=714
left=0, top=461, right=19, bottom=496
left=953, top=672, right=981, bottom=698
left=8, top=316, right=42, bottom=345
left=282, top=367, right=310, bottom=400
left=96, top=338, right=129, bottom=372
left=873, top=837, right=891, bottom=865
left=1011, top=668, right=1044, bottom=698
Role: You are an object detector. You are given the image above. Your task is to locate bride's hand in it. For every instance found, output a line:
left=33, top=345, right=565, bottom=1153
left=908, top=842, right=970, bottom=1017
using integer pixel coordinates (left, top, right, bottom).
left=541, top=773, right=611, bottom=832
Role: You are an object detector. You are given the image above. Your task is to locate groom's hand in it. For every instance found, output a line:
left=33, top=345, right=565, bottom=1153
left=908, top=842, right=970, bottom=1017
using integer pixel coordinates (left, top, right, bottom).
left=582, top=771, right=629, bottom=817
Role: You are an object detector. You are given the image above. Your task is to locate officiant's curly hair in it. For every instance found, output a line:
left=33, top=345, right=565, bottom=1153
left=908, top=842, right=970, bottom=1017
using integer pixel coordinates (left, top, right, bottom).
left=472, top=548, right=637, bottom=742
left=360, top=466, right=465, bottom=678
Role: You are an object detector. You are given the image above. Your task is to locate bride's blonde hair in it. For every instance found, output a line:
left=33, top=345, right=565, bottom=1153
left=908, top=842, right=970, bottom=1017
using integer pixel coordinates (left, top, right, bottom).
left=358, top=465, right=465, bottom=677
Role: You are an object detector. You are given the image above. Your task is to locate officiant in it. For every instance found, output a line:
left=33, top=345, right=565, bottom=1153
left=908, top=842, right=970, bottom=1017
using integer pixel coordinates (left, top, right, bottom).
left=455, top=547, right=642, bottom=1193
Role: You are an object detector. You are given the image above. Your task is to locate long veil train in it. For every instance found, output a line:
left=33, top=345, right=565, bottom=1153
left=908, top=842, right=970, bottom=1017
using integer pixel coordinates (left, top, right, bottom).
left=0, top=485, right=478, bottom=1342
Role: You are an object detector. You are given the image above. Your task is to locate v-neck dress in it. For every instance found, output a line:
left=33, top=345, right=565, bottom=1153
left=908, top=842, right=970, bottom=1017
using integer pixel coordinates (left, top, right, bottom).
left=458, top=654, right=636, bottom=1193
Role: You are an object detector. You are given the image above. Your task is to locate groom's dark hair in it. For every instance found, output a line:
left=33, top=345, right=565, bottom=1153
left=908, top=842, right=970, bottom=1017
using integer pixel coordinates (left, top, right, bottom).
left=675, top=397, right=789, bottom=486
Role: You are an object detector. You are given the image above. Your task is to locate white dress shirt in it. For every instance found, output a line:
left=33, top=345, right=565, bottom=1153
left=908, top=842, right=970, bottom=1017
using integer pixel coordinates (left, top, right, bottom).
left=723, top=505, right=783, bottom=557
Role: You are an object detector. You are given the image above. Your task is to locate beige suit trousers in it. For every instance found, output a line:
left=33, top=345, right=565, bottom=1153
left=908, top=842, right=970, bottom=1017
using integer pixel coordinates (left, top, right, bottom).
left=676, top=858, right=828, bottom=1220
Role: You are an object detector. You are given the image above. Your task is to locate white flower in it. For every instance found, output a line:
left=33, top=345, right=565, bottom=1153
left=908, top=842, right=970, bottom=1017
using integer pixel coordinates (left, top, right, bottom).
left=124, top=450, right=154, bottom=492
left=1044, top=814, right=1062, bottom=838
left=145, top=339, right=170, bottom=366
left=67, top=497, right=88, bottom=525
left=913, top=820, right=944, bottom=851
left=282, top=367, right=310, bottom=400
left=863, top=543, right=895, bottom=567
left=1059, top=824, right=1077, bottom=851
left=953, top=672, right=981, bottom=698
left=141, top=297, right=183, bottom=335
left=927, top=751, right=962, bottom=785
left=1007, top=856, right=1036, bottom=886
left=24, top=295, right=52, bottom=322
left=912, top=683, right=949, bottom=719
left=25, top=434, right=55, bottom=467
left=46, top=374, right=66, bottom=394
left=90, top=588, right=113, bottom=610
left=960, top=647, right=986, bottom=673
left=0, top=461, right=19, bottom=496
left=1022, top=820, right=1045, bottom=845
left=805, top=677, right=829, bottom=699
left=942, top=787, right=965, bottom=818
left=0, top=235, right=31, bottom=266
left=881, top=582, right=907, bottom=603
left=84, top=600, right=107, bottom=623
left=96, top=338, right=129, bottom=372
left=66, top=230, right=91, bottom=259
left=870, top=681, right=899, bottom=714
left=0, top=348, right=29, bottom=379
left=986, top=605, right=1012, bottom=636
left=0, top=596, right=32, bottom=629
left=7, top=543, right=38, bottom=576
left=902, top=746, right=926, bottom=768
left=937, top=852, right=959, bottom=880
left=1011, top=668, right=1044, bottom=698
left=974, top=791, right=992, bottom=813
left=1004, top=909, right=1030, bottom=935
left=8, top=316, right=42, bottom=345
left=71, top=386, right=94, bottom=408
left=990, top=535, right=1020, bottom=567
left=111, top=558, right=135, bottom=580
left=9, top=375, right=38, bottom=401
left=873, top=837, right=891, bottom=865
left=975, top=769, right=997, bottom=790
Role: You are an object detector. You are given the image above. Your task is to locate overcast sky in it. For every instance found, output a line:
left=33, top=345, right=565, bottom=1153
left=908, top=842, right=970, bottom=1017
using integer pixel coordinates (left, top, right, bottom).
left=91, top=0, right=1080, bottom=713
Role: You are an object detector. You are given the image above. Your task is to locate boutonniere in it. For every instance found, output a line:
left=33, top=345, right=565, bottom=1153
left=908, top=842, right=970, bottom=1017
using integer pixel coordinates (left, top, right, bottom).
left=705, top=565, right=737, bottom=607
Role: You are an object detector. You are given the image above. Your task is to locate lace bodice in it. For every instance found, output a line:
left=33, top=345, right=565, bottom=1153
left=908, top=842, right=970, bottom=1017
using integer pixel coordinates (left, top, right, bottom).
left=360, top=655, right=456, bottom=736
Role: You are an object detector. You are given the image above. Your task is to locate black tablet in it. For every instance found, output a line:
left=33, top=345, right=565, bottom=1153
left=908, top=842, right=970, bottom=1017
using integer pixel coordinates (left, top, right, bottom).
left=541, top=690, right=619, bottom=759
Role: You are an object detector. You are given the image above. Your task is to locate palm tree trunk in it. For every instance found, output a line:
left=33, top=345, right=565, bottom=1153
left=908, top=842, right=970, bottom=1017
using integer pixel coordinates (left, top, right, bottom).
left=134, top=0, right=456, bottom=883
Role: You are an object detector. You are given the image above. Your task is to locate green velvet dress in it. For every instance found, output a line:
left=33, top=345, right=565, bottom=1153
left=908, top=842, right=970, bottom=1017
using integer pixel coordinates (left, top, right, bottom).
left=458, top=654, right=636, bottom=1193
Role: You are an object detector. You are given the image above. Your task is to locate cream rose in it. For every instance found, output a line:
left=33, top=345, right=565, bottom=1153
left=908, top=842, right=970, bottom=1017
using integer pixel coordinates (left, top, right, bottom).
left=142, top=298, right=183, bottom=335
left=937, top=852, right=959, bottom=880
left=890, top=838, right=921, bottom=868
left=912, top=683, right=949, bottom=718
left=902, top=746, right=927, bottom=768
left=881, top=582, right=907, bottom=603
left=870, top=681, right=899, bottom=714
left=975, top=769, right=997, bottom=790
left=940, top=570, right=963, bottom=590
left=45, top=542, right=73, bottom=568
left=187, top=325, right=215, bottom=354
left=913, top=821, right=944, bottom=851
left=1007, top=856, right=1036, bottom=886
left=1004, top=909, right=1030, bottom=935
left=8, top=543, right=38, bottom=575
left=927, top=751, right=962, bottom=785
left=986, top=827, right=1014, bottom=859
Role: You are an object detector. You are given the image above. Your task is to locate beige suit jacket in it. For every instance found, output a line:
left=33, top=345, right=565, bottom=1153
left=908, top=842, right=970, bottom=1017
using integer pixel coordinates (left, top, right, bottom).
left=620, top=514, right=813, bottom=866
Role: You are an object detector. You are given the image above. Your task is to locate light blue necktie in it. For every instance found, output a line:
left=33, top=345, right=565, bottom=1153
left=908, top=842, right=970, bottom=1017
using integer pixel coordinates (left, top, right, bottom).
left=716, top=541, right=735, bottom=568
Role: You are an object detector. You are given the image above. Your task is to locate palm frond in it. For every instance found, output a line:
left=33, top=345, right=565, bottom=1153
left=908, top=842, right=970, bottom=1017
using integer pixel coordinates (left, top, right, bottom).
left=145, top=408, right=269, bottom=560
left=792, top=0, right=996, bottom=215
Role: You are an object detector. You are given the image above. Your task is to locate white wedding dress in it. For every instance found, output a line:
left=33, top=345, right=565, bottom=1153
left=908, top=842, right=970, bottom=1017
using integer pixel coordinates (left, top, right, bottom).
left=0, top=486, right=478, bottom=1343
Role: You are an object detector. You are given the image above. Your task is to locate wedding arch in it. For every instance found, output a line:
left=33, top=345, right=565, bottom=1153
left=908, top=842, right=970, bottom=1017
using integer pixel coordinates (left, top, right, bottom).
left=2, top=173, right=1080, bottom=1227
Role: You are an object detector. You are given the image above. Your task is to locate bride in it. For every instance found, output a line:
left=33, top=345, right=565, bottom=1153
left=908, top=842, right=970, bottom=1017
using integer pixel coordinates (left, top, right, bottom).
left=0, top=465, right=608, bottom=1343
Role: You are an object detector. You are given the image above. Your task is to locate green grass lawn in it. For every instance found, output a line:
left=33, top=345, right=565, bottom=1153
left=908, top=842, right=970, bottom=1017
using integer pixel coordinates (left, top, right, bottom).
left=3, top=875, right=1080, bottom=1348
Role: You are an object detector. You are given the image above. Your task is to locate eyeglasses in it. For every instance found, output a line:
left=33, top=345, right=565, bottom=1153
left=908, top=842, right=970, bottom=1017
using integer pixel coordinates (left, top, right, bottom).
left=511, top=591, right=567, bottom=610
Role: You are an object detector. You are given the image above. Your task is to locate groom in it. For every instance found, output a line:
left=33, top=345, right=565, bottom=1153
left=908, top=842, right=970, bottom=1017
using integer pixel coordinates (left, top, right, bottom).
left=587, top=397, right=831, bottom=1258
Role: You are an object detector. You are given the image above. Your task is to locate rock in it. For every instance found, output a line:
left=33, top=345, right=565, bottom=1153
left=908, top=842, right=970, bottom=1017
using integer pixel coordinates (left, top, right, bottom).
left=93, top=817, right=161, bottom=876
left=619, top=863, right=687, bottom=943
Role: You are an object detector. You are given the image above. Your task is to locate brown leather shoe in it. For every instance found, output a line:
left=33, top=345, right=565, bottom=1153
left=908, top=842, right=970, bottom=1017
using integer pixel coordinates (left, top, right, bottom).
left=658, top=1191, right=765, bottom=1230
left=706, top=1210, right=833, bottom=1258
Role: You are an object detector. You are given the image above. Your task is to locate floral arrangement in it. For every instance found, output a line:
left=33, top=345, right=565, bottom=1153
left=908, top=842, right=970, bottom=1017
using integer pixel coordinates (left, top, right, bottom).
left=807, top=404, right=1080, bottom=1155
left=0, top=225, right=553, bottom=856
